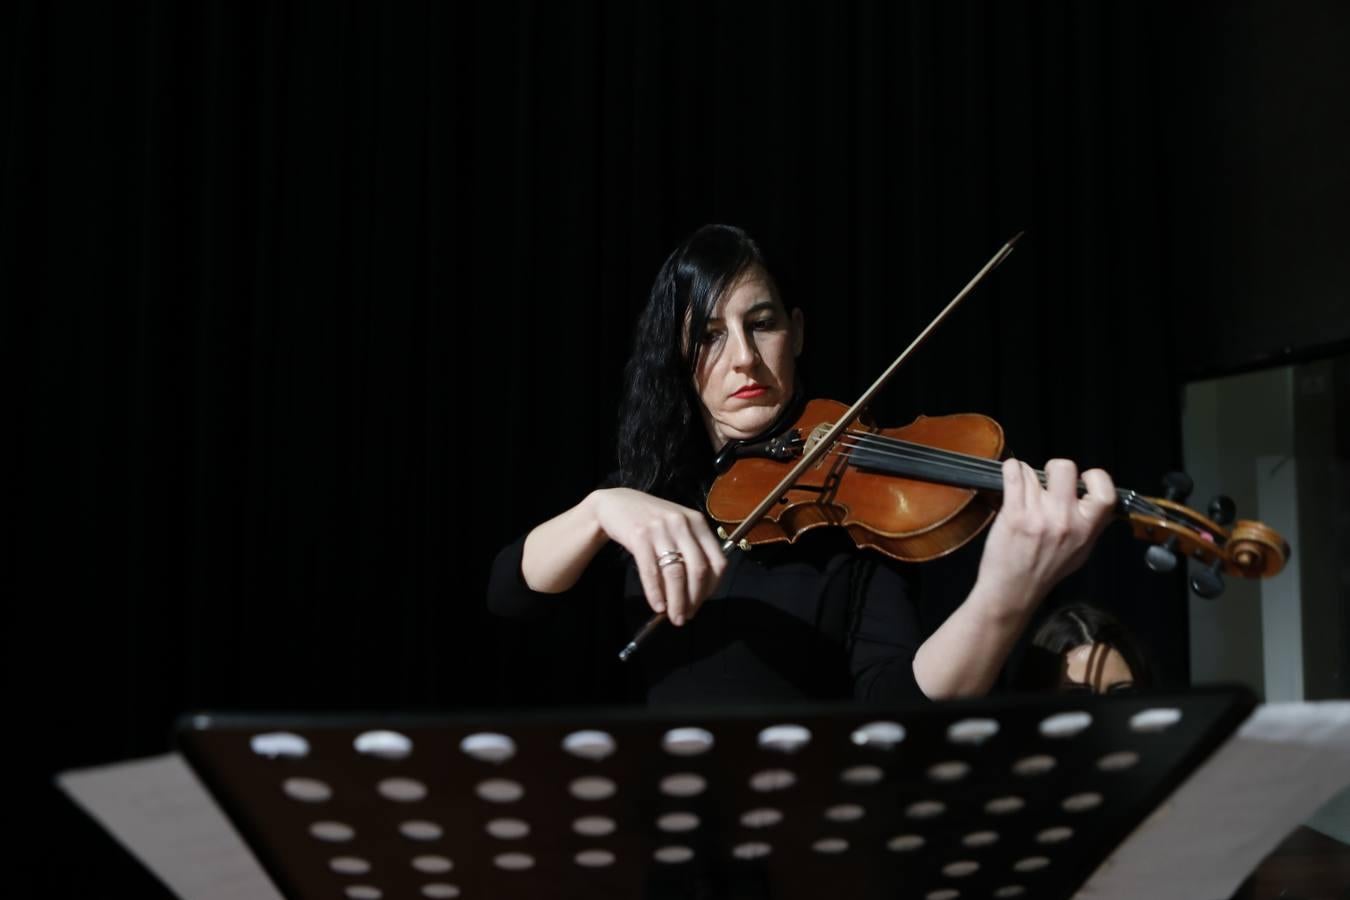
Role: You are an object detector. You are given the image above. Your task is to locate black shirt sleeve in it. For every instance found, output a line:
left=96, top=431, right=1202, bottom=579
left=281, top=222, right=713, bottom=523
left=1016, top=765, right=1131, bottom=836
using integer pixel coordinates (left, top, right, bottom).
left=846, top=555, right=930, bottom=703
left=486, top=532, right=562, bottom=620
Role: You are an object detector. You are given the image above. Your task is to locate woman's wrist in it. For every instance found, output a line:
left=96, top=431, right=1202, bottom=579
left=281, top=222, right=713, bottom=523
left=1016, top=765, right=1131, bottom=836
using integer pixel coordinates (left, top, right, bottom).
left=966, top=573, right=1043, bottom=627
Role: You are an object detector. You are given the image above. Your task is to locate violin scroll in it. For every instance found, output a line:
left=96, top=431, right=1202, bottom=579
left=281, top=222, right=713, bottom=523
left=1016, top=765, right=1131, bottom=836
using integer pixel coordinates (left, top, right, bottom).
left=1130, top=472, right=1290, bottom=598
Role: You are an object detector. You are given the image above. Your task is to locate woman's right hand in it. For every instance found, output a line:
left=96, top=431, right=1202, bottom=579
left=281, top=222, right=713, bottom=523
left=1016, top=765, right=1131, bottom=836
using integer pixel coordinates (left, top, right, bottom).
left=589, top=488, right=728, bottom=626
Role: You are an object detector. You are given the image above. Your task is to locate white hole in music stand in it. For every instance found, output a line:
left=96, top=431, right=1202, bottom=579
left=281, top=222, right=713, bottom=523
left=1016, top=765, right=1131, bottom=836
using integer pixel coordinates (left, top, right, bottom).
left=887, top=834, right=925, bottom=852
left=812, top=837, right=848, bottom=854
left=985, top=796, right=1025, bottom=815
left=460, top=733, right=515, bottom=764
left=476, top=778, right=523, bottom=802
left=1013, top=856, right=1050, bottom=872
left=906, top=800, right=945, bottom=819
left=493, top=853, right=534, bottom=871
left=660, top=773, right=706, bottom=797
left=1098, top=751, right=1140, bottom=771
left=749, top=769, right=796, bottom=792
left=927, top=890, right=960, bottom=900
left=411, top=856, right=453, bottom=874
left=399, top=820, right=443, bottom=841
left=421, top=885, right=460, bottom=899
left=1131, top=708, right=1182, bottom=733
left=562, top=730, right=616, bottom=761
left=962, top=830, right=999, bottom=847
left=1012, top=754, right=1056, bottom=777
left=345, top=887, right=381, bottom=900
left=840, top=764, right=883, bottom=786
left=1062, top=792, right=1103, bottom=812
left=825, top=803, right=864, bottom=822
left=758, top=724, right=811, bottom=753
left=1037, top=826, right=1074, bottom=844
left=378, top=777, right=427, bottom=802
left=330, top=856, right=370, bottom=875
left=663, top=727, right=715, bottom=756
left=850, top=720, right=905, bottom=749
left=486, top=818, right=530, bottom=839
left=740, top=808, right=783, bottom=828
left=1039, top=711, right=1092, bottom=739
left=575, top=849, right=615, bottom=868
left=994, top=887, right=1026, bottom=898
left=928, top=760, right=970, bottom=783
left=354, top=730, right=413, bottom=760
left=573, top=815, right=616, bottom=836
left=309, top=821, right=354, bottom=842
left=250, top=732, right=309, bottom=759
left=943, top=860, right=979, bottom=878
left=654, top=845, right=694, bottom=864
left=283, top=777, right=331, bottom=803
left=657, top=812, right=699, bottom=833
left=732, top=842, right=772, bottom=860
left=947, top=717, right=999, bottom=745
left=570, top=776, right=616, bottom=800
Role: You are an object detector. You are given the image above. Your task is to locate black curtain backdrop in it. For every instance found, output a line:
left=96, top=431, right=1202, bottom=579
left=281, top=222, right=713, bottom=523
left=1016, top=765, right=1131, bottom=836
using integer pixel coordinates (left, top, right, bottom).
left=5, top=2, right=1262, bottom=895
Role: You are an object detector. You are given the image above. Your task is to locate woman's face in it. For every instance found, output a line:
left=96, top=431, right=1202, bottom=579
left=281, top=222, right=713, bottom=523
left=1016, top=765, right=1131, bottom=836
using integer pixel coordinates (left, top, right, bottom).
left=1060, top=643, right=1136, bottom=694
left=692, top=269, right=803, bottom=449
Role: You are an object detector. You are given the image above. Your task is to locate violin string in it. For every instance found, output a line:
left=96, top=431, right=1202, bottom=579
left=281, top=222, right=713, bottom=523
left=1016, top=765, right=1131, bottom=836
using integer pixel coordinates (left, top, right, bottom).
left=783, top=426, right=1190, bottom=529
left=819, top=430, right=1202, bottom=535
left=836, top=431, right=1177, bottom=521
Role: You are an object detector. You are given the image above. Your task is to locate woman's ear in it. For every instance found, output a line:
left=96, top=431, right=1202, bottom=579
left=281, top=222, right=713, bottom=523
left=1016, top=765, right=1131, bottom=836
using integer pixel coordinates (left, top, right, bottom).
left=791, top=307, right=805, bottom=356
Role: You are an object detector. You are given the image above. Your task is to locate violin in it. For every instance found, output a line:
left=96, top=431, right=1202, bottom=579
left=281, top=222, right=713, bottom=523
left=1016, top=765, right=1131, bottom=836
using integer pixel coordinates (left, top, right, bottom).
left=706, top=397, right=1290, bottom=588
left=617, top=234, right=1291, bottom=661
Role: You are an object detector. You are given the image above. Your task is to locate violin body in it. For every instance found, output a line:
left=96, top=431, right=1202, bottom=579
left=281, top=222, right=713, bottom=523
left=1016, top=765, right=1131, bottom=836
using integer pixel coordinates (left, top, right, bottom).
left=707, top=398, right=1006, bottom=562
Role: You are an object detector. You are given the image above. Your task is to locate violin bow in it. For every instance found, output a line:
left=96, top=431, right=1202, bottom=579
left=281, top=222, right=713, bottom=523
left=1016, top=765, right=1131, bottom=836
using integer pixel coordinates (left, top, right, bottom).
left=619, top=232, right=1024, bottom=661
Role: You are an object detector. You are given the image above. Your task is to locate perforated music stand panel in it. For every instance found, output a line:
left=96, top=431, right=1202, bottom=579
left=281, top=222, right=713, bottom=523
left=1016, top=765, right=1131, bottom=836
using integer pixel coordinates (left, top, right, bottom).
left=176, top=687, right=1253, bottom=900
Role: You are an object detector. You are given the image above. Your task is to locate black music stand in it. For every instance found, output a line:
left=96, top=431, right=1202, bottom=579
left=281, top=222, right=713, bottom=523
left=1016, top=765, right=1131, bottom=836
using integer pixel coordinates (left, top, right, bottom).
left=175, top=686, right=1255, bottom=900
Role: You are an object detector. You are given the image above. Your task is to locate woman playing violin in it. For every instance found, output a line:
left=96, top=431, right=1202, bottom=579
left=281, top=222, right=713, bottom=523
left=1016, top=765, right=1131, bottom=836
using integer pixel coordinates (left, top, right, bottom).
left=487, top=223, right=1118, bottom=705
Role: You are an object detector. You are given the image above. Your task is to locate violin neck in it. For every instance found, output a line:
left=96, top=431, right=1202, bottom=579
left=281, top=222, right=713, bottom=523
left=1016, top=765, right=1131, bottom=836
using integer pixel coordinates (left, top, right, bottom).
left=847, top=438, right=1127, bottom=512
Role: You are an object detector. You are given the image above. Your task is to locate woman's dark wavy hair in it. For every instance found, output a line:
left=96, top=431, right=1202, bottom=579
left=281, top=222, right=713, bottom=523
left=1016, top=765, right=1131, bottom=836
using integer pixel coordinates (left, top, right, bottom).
left=1015, top=603, right=1154, bottom=691
left=615, top=224, right=776, bottom=505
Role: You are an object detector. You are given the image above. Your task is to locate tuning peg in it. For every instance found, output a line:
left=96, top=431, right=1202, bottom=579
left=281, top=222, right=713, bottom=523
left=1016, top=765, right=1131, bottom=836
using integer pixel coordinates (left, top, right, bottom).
left=1162, top=471, right=1194, bottom=503
left=1207, top=495, right=1236, bottom=526
left=1190, top=558, right=1226, bottom=598
left=1145, top=537, right=1180, bottom=573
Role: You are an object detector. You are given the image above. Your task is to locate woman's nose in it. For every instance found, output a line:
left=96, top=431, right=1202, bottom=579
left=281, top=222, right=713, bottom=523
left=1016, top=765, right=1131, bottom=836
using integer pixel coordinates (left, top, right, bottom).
left=728, top=328, right=759, bottom=369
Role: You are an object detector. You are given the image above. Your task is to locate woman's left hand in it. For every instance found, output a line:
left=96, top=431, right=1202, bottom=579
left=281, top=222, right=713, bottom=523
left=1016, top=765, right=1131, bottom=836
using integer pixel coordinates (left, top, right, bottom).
left=974, top=458, right=1117, bottom=614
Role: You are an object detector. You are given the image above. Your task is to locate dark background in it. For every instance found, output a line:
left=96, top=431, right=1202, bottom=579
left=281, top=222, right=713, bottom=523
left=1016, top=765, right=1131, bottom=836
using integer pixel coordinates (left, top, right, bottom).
left=6, top=1, right=1348, bottom=896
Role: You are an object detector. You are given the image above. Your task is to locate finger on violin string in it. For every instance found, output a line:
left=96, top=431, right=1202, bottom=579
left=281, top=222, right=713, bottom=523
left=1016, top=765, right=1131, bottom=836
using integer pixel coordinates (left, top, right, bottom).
left=1079, top=468, right=1117, bottom=522
left=1044, top=458, right=1080, bottom=505
left=1000, top=457, right=1026, bottom=511
left=1020, top=460, right=1043, bottom=508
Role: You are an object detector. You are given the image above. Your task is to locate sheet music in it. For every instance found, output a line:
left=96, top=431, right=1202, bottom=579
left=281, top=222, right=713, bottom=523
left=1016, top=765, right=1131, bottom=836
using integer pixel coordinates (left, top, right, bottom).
left=56, top=753, right=283, bottom=900
left=1078, top=701, right=1350, bottom=900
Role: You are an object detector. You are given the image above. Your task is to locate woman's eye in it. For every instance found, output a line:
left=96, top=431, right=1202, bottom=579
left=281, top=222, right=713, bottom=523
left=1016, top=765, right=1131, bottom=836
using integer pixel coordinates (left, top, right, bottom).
left=701, top=330, right=724, bottom=345
left=752, top=318, right=777, bottom=331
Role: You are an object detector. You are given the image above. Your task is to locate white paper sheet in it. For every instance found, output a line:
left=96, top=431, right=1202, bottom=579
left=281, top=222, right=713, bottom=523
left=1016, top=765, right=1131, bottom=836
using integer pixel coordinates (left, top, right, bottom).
left=1078, top=701, right=1350, bottom=900
left=56, top=753, right=284, bottom=900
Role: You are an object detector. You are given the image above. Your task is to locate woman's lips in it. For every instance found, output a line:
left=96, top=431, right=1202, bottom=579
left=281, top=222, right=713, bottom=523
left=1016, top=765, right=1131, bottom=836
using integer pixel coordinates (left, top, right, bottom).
left=731, top=386, right=769, bottom=399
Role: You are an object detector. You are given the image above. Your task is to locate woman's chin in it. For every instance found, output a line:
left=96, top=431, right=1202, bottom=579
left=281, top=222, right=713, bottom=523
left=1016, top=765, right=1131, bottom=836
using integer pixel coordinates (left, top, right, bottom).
left=717, top=410, right=784, bottom=443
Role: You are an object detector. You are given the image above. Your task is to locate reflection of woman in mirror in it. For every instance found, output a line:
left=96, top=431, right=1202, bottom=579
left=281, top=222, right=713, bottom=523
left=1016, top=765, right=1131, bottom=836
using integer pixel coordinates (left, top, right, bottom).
left=1017, top=604, right=1153, bottom=694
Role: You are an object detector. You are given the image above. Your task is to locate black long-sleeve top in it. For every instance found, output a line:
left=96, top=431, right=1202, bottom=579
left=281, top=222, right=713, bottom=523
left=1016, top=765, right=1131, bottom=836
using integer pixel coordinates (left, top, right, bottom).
left=487, top=525, right=929, bottom=707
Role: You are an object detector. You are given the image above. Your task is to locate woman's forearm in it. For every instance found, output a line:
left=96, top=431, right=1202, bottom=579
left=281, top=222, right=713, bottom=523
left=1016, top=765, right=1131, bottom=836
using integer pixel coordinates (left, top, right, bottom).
left=520, top=491, right=611, bottom=593
left=912, top=576, right=1039, bottom=699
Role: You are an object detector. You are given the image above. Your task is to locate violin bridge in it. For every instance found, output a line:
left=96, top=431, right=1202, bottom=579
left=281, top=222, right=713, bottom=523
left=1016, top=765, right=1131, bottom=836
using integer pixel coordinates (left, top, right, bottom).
left=804, top=422, right=834, bottom=458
